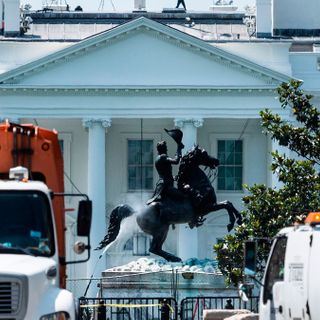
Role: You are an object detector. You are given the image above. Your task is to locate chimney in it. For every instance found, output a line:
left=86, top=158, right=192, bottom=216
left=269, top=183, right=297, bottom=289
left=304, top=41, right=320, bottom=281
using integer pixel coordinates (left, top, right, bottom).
left=256, top=0, right=272, bottom=38
left=0, top=1, right=4, bottom=34
left=133, top=0, right=146, bottom=11
left=3, top=0, right=20, bottom=37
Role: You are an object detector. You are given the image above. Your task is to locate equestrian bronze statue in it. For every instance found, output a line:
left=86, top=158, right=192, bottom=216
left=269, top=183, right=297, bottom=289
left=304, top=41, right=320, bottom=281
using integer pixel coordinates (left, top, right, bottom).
left=96, top=129, right=242, bottom=262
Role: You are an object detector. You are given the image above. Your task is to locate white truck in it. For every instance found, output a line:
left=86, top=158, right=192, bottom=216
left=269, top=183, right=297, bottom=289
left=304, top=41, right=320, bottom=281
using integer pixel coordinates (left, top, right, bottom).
left=0, top=121, right=92, bottom=320
left=0, top=168, right=92, bottom=320
left=243, top=212, right=320, bottom=320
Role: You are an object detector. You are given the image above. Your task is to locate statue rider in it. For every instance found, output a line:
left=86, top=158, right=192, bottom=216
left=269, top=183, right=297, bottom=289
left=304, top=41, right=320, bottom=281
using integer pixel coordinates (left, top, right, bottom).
left=147, top=129, right=184, bottom=205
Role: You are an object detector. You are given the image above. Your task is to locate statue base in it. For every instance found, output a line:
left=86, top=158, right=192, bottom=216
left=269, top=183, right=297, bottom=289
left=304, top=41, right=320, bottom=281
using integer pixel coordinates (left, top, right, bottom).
left=99, top=257, right=237, bottom=302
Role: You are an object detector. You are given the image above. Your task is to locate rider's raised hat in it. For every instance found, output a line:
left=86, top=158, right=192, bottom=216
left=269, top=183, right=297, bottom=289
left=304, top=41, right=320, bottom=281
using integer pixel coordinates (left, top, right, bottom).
left=164, top=128, right=184, bottom=146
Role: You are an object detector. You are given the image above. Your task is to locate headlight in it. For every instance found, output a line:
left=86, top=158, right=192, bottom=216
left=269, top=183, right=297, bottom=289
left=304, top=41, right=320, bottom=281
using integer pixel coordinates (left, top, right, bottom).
left=40, top=311, right=70, bottom=320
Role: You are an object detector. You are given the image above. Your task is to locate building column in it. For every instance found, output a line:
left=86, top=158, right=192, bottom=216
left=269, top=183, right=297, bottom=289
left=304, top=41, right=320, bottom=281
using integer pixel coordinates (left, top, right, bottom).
left=174, top=118, right=203, bottom=261
left=83, top=118, right=111, bottom=290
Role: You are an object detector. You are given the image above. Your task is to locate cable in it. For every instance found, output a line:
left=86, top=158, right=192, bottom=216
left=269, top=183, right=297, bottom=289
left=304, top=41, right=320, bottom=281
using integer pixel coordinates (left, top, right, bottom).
left=64, top=171, right=83, bottom=194
left=140, top=118, right=143, bottom=203
left=83, top=244, right=110, bottom=297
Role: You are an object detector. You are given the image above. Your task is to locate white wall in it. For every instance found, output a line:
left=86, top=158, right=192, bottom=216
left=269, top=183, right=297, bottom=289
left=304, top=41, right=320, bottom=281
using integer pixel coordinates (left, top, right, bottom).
left=256, top=0, right=272, bottom=37
left=215, top=42, right=292, bottom=76
left=273, top=0, right=320, bottom=30
left=0, top=42, right=72, bottom=74
left=290, top=52, right=320, bottom=91
left=3, top=0, right=20, bottom=36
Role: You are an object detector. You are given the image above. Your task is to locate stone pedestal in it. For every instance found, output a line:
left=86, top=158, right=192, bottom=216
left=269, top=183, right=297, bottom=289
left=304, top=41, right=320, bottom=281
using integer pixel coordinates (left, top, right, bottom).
left=99, top=258, right=237, bottom=303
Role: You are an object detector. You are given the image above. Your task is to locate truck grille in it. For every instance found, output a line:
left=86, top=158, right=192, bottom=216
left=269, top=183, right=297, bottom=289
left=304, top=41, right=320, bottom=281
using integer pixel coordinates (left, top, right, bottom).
left=0, top=276, right=27, bottom=319
left=0, top=281, right=20, bottom=313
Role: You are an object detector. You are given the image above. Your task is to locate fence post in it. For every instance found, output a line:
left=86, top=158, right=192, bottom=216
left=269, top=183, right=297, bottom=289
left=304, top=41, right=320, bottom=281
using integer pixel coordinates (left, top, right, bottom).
left=97, top=299, right=106, bottom=320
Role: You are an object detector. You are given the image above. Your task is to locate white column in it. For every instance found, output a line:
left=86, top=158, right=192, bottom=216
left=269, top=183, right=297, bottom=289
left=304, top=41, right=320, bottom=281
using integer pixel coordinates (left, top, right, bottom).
left=83, top=118, right=111, bottom=294
left=174, top=118, right=203, bottom=261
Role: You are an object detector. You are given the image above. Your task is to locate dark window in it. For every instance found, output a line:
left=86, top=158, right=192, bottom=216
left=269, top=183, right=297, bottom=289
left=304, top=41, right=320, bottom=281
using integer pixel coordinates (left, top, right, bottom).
left=128, top=140, right=153, bottom=191
left=59, top=139, right=64, bottom=154
left=263, top=236, right=287, bottom=304
left=0, top=191, right=55, bottom=257
left=217, top=140, right=243, bottom=191
left=124, top=238, right=133, bottom=251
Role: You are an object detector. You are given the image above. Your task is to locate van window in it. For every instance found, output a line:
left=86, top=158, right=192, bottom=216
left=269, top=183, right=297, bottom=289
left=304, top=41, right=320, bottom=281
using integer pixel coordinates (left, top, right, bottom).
left=263, top=236, right=287, bottom=304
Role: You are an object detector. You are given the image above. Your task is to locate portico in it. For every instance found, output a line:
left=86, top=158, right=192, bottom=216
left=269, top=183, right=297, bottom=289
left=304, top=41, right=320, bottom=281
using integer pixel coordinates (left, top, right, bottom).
left=0, top=17, right=291, bottom=289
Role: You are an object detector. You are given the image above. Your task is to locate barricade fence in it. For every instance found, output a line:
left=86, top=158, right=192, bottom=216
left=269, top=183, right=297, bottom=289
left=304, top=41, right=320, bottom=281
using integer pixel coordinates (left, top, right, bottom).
left=78, top=297, right=178, bottom=320
left=180, top=296, right=259, bottom=320
left=78, top=295, right=259, bottom=320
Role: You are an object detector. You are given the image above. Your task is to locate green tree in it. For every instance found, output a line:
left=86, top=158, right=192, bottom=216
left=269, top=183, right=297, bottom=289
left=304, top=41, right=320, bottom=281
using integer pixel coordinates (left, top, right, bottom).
left=214, top=80, right=320, bottom=286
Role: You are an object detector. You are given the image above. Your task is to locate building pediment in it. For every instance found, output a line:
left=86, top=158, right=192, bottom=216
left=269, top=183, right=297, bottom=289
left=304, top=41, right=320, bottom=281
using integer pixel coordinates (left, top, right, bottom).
left=0, top=17, right=291, bottom=88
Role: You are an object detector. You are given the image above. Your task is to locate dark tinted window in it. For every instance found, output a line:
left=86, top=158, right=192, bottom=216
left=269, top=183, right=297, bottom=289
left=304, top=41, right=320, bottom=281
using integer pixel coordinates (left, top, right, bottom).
left=263, top=236, right=287, bottom=303
left=0, top=191, right=55, bottom=256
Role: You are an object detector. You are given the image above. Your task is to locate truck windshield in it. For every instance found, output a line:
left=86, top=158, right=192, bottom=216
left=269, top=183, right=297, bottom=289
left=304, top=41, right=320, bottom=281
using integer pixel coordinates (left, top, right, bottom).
left=0, top=191, right=55, bottom=257
left=263, top=236, right=287, bottom=304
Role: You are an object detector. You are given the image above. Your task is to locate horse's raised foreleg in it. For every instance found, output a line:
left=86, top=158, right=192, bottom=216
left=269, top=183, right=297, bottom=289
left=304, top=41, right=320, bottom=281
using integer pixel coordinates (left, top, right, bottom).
left=149, top=226, right=182, bottom=262
left=206, top=201, right=242, bottom=232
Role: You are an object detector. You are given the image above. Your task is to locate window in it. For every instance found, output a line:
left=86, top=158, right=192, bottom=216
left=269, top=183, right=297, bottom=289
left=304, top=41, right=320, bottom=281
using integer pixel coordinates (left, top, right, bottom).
left=123, top=235, right=150, bottom=256
left=0, top=191, right=55, bottom=257
left=217, top=140, right=243, bottom=191
left=128, top=140, right=153, bottom=191
left=124, top=238, right=133, bottom=251
left=263, top=236, right=287, bottom=304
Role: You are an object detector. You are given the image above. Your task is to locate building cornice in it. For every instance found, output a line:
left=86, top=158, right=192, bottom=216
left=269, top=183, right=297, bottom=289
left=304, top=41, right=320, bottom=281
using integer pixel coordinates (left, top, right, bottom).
left=0, top=85, right=277, bottom=96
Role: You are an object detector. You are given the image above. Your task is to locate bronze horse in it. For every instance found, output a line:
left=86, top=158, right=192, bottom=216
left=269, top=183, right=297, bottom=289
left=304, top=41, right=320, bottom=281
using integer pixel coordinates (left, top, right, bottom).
left=96, top=146, right=242, bottom=262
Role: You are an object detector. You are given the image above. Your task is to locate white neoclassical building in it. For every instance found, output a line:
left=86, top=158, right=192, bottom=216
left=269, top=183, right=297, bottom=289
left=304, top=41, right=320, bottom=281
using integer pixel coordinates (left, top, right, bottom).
left=1, top=4, right=320, bottom=295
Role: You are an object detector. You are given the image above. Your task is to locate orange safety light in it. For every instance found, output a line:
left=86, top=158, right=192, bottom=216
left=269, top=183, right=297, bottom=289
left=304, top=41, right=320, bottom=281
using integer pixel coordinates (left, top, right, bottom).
left=305, top=212, right=320, bottom=225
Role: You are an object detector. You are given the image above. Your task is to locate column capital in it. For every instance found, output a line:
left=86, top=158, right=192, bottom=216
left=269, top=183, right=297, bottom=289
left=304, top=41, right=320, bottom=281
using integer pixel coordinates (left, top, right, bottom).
left=174, top=118, right=204, bottom=129
left=82, top=118, right=112, bottom=129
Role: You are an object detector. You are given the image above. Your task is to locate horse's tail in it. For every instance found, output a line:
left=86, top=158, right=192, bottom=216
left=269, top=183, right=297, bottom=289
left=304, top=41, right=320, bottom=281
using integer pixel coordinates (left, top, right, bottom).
left=95, top=204, right=135, bottom=250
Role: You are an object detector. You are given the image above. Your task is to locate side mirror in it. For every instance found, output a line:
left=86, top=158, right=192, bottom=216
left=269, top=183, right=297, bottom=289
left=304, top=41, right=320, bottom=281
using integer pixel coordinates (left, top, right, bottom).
left=244, top=240, right=257, bottom=276
left=77, top=200, right=92, bottom=237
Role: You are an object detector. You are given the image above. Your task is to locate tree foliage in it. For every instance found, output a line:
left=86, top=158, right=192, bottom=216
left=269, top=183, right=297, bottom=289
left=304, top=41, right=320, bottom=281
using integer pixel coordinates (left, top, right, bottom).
left=214, top=80, right=320, bottom=286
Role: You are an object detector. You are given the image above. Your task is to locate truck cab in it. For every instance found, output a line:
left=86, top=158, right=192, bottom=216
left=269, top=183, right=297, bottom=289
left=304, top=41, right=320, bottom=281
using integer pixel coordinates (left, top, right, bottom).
left=244, top=212, right=320, bottom=320
left=0, top=179, right=73, bottom=319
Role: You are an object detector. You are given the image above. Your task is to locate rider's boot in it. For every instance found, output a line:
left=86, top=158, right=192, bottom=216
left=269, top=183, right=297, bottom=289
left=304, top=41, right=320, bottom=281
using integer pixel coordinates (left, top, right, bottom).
left=235, top=211, right=243, bottom=225
left=227, top=214, right=235, bottom=232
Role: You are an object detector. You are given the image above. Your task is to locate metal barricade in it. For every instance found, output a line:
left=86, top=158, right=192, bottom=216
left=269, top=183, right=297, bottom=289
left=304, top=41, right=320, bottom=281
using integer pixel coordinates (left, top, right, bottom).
left=180, top=296, right=259, bottom=320
left=78, top=297, right=178, bottom=320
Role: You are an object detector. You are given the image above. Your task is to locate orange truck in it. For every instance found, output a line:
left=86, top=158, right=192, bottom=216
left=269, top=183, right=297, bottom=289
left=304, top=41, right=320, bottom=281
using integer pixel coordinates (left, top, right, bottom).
left=0, top=120, right=91, bottom=320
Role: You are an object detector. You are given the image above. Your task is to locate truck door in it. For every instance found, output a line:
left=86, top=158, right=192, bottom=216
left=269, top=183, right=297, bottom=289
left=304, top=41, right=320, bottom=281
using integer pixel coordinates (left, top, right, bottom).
left=284, top=228, right=312, bottom=320
left=307, top=228, right=320, bottom=319
left=260, top=236, right=287, bottom=320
